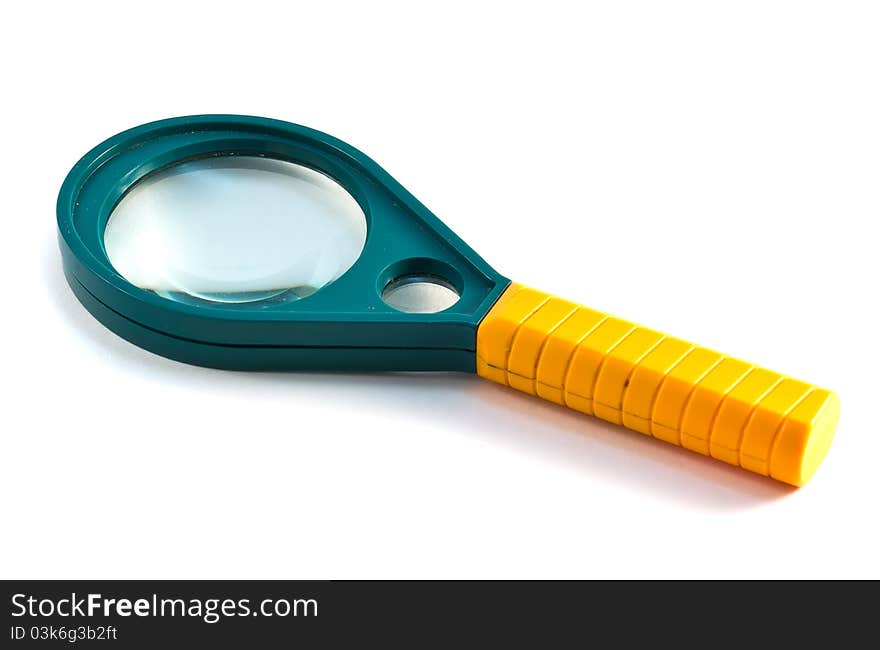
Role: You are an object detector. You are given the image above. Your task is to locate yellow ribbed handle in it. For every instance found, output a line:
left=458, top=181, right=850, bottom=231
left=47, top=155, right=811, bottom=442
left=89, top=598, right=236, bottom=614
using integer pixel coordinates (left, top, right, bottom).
left=476, top=283, right=839, bottom=486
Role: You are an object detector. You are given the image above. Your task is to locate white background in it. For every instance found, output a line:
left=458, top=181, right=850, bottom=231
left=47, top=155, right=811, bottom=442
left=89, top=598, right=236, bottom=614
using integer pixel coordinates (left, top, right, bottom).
left=2, top=1, right=878, bottom=579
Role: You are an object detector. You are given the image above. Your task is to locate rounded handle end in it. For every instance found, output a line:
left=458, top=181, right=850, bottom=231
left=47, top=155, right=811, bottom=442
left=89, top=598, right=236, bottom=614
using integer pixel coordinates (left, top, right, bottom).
left=770, top=390, right=840, bottom=487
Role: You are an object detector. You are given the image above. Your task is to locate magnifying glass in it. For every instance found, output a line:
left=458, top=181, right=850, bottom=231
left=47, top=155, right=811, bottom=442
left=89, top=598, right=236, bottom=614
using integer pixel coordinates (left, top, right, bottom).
left=58, top=115, right=839, bottom=487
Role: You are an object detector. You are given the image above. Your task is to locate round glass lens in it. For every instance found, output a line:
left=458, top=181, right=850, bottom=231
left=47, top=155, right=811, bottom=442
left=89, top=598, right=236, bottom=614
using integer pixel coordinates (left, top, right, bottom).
left=104, top=156, right=367, bottom=305
left=381, top=275, right=460, bottom=313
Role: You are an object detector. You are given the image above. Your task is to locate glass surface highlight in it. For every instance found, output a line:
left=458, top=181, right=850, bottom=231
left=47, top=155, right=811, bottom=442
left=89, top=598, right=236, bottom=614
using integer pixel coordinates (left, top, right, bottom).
left=104, top=156, right=367, bottom=305
left=381, top=275, right=460, bottom=313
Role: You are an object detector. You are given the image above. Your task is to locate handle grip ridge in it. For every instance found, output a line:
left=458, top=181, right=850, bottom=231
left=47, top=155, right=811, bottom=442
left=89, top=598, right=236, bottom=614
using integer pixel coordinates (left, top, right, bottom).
left=475, top=283, right=839, bottom=486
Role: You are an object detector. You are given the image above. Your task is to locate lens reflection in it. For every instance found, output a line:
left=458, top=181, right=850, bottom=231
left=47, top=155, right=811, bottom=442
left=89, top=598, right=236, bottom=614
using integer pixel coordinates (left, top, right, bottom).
left=104, top=156, right=367, bottom=306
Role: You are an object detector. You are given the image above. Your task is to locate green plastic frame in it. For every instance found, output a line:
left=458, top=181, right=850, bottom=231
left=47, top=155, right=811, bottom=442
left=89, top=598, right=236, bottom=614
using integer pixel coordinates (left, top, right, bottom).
left=58, top=115, right=510, bottom=371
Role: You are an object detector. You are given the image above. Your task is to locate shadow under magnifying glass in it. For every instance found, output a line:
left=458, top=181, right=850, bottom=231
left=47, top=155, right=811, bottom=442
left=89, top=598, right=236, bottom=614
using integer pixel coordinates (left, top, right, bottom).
left=46, top=241, right=793, bottom=512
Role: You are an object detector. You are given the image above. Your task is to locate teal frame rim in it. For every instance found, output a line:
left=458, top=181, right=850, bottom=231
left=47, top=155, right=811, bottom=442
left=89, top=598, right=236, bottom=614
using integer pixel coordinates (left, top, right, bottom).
left=58, top=115, right=510, bottom=371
